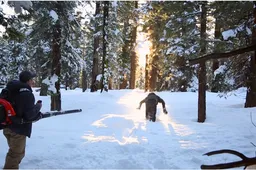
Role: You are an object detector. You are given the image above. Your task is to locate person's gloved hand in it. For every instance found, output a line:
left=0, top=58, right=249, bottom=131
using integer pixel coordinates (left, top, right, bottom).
left=34, top=112, right=43, bottom=121
left=137, top=106, right=141, bottom=110
left=36, top=100, right=42, bottom=110
left=163, top=108, right=168, bottom=114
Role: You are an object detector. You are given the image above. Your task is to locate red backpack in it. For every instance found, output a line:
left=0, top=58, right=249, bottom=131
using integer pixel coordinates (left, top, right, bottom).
left=0, top=88, right=16, bottom=128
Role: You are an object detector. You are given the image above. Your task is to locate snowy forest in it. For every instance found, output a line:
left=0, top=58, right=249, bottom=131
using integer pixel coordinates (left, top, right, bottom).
left=0, top=1, right=256, bottom=111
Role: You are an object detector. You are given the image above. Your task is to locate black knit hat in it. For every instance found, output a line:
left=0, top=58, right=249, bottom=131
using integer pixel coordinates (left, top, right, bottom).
left=19, top=71, right=36, bottom=83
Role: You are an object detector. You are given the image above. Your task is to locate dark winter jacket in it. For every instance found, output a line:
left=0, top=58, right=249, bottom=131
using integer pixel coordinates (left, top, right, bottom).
left=5, top=80, right=41, bottom=138
left=139, top=93, right=166, bottom=109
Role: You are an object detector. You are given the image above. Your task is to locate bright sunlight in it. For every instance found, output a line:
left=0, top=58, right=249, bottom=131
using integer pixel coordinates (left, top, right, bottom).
left=136, top=26, right=151, bottom=67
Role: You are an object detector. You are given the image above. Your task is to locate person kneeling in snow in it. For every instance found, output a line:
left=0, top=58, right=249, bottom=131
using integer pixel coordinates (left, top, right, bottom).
left=137, top=93, right=168, bottom=122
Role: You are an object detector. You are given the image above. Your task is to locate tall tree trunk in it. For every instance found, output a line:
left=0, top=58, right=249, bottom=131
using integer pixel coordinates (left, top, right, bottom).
left=198, top=2, right=207, bottom=122
left=81, top=67, right=87, bottom=92
left=198, top=62, right=206, bottom=122
left=64, top=74, right=68, bottom=90
left=245, top=2, right=256, bottom=108
left=108, top=76, right=113, bottom=90
left=51, top=19, right=61, bottom=111
left=211, top=17, right=221, bottom=92
left=129, top=51, right=137, bottom=89
left=40, top=68, right=50, bottom=96
left=82, top=36, right=87, bottom=92
left=40, top=83, right=48, bottom=96
left=145, top=54, right=149, bottom=92
left=82, top=69, right=87, bottom=92
left=149, top=55, right=158, bottom=91
left=101, top=1, right=109, bottom=93
left=119, top=19, right=129, bottom=89
left=120, top=74, right=128, bottom=89
left=129, top=1, right=138, bottom=89
left=91, top=2, right=101, bottom=92
left=148, top=16, right=161, bottom=92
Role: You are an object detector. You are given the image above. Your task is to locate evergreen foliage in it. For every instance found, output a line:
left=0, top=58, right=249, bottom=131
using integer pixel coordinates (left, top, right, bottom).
left=0, top=1, right=255, bottom=98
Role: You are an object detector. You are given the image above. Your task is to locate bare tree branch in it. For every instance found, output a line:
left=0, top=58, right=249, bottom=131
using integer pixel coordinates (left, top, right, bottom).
left=189, top=44, right=256, bottom=65
left=201, top=149, right=256, bottom=169
left=203, top=149, right=247, bottom=159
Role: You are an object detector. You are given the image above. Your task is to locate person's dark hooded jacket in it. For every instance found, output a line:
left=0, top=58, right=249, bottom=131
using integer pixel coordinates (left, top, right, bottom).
left=5, top=80, right=41, bottom=138
left=139, top=93, right=166, bottom=110
left=137, top=93, right=168, bottom=122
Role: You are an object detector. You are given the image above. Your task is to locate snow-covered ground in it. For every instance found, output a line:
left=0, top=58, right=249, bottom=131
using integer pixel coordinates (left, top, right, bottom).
left=1, top=88, right=256, bottom=169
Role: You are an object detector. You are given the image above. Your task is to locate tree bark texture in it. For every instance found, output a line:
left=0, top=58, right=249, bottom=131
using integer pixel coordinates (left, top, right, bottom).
left=198, top=2, right=207, bottom=122
left=119, top=19, right=129, bottom=89
left=198, top=62, right=206, bottom=122
left=91, top=2, right=101, bottom=92
left=40, top=69, right=50, bottom=96
left=145, top=55, right=149, bottom=92
left=129, top=1, right=138, bottom=89
left=211, top=17, right=221, bottom=92
left=149, top=55, right=158, bottom=91
left=100, top=1, right=109, bottom=93
left=50, top=7, right=61, bottom=111
left=245, top=2, right=256, bottom=108
left=82, top=69, right=87, bottom=92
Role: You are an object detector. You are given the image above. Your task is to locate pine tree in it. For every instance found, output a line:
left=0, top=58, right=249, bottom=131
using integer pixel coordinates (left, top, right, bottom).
left=27, top=1, right=83, bottom=110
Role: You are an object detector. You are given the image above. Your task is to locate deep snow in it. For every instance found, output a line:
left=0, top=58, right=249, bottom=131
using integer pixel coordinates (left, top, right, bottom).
left=1, top=88, right=256, bottom=169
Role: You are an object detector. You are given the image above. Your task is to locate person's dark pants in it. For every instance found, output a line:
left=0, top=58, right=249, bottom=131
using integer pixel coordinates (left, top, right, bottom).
left=145, top=105, right=157, bottom=122
left=3, top=128, right=26, bottom=169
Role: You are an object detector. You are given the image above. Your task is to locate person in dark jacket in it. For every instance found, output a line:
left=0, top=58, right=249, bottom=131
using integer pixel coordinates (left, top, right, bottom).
left=137, top=93, right=168, bottom=122
left=3, top=71, right=42, bottom=169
